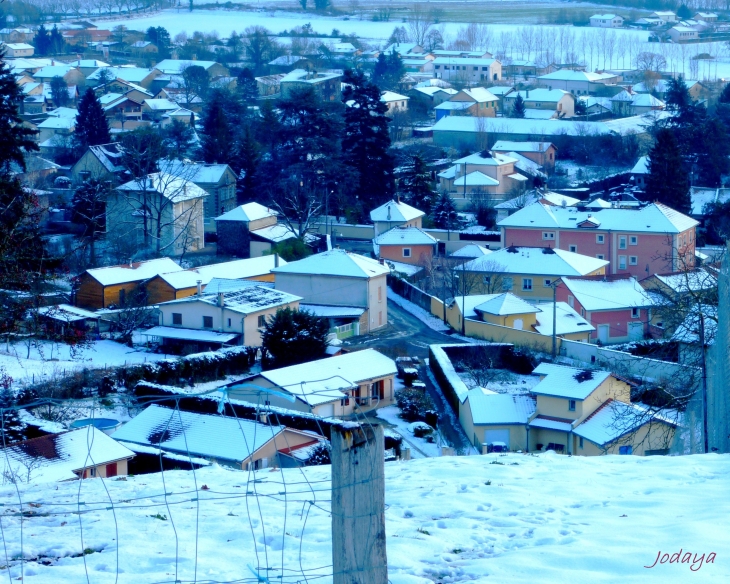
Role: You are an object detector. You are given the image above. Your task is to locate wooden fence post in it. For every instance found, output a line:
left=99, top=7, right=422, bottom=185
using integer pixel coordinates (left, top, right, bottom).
left=331, top=423, right=387, bottom=584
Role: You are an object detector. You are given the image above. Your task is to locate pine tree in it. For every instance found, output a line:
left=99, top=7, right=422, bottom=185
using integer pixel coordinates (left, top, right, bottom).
left=341, top=69, right=394, bottom=214
left=677, top=3, right=692, bottom=19
left=399, top=153, right=434, bottom=212
left=162, top=119, right=195, bottom=159
left=372, top=51, right=405, bottom=91
left=49, top=76, right=69, bottom=107
left=696, top=117, right=730, bottom=187
left=74, top=88, right=110, bottom=154
left=199, top=89, right=234, bottom=164
left=666, top=76, right=690, bottom=112
left=48, top=25, right=64, bottom=54
left=511, top=94, right=526, bottom=118
left=645, top=129, right=691, bottom=214
left=720, top=82, right=730, bottom=104
left=0, top=54, right=38, bottom=173
left=260, top=307, right=330, bottom=369
left=237, top=68, right=259, bottom=105
left=33, top=25, right=50, bottom=56
left=432, top=192, right=458, bottom=229
left=235, top=124, right=260, bottom=204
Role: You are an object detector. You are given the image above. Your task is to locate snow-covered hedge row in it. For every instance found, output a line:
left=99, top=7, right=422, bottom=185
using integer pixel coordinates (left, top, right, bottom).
left=429, top=344, right=473, bottom=413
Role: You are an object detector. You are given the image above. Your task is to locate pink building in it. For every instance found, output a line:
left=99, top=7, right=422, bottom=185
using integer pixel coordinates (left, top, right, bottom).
left=556, top=276, right=656, bottom=344
left=498, top=202, right=698, bottom=278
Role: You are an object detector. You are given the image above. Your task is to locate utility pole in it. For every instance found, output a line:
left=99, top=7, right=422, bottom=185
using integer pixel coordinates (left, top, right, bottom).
left=551, top=279, right=559, bottom=359
left=331, top=423, right=387, bottom=584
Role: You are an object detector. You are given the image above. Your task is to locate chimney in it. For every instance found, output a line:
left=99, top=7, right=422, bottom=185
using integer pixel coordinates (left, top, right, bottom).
left=196, top=279, right=202, bottom=296
left=218, top=292, right=224, bottom=307
left=274, top=252, right=279, bottom=268
left=259, top=411, right=268, bottom=424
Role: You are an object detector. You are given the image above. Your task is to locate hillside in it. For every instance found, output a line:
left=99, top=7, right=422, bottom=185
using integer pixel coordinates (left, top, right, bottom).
left=0, top=452, right=727, bottom=582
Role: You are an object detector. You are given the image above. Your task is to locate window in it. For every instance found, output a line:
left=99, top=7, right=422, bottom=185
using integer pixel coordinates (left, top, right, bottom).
left=522, top=278, right=533, bottom=291
left=502, top=277, right=513, bottom=291
left=257, top=315, right=267, bottom=328
left=618, top=255, right=627, bottom=270
left=542, top=232, right=555, bottom=240
left=227, top=318, right=231, bottom=327
left=172, top=313, right=182, bottom=325
left=568, top=399, right=576, bottom=411
left=619, top=236, right=627, bottom=249
left=202, top=316, right=213, bottom=329
left=580, top=308, right=585, bottom=317
left=378, top=287, right=382, bottom=302
left=629, top=235, right=638, bottom=246
left=629, top=256, right=638, bottom=266
left=544, top=278, right=552, bottom=287
left=596, top=234, right=605, bottom=244
left=568, top=295, right=574, bottom=308
left=483, top=275, right=491, bottom=286
left=579, top=437, right=584, bottom=449
left=403, top=248, right=411, bottom=258
left=596, top=254, right=604, bottom=260
left=619, top=445, right=633, bottom=455
left=569, top=245, right=577, bottom=253
left=632, top=308, right=640, bottom=318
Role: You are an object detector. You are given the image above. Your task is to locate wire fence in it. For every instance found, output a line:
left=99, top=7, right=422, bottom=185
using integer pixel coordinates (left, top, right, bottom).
left=0, top=383, right=390, bottom=584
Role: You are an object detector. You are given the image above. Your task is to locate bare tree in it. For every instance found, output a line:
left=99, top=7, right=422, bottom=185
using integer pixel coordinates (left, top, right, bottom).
left=270, top=180, right=323, bottom=242
left=407, top=4, right=434, bottom=47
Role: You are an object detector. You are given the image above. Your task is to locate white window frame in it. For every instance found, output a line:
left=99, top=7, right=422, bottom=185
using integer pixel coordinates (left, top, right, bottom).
left=542, top=231, right=555, bottom=240
left=596, top=254, right=605, bottom=260
left=618, top=255, right=627, bottom=270
left=202, top=315, right=213, bottom=329
left=596, top=234, right=605, bottom=244
left=569, top=245, right=577, bottom=253
left=402, top=247, right=411, bottom=258
left=522, top=278, right=533, bottom=291
left=619, top=236, right=627, bottom=249
left=543, top=278, right=552, bottom=287
left=629, top=255, right=638, bottom=266
left=568, top=295, right=574, bottom=308
left=629, top=235, right=638, bottom=246
left=631, top=308, right=640, bottom=318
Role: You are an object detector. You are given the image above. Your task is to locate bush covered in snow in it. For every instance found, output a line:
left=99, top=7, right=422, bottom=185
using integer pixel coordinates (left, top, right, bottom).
left=409, top=421, right=433, bottom=438
left=396, top=387, right=435, bottom=422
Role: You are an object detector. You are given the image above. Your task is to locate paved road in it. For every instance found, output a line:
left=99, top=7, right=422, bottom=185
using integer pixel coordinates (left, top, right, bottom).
left=344, top=299, right=473, bottom=454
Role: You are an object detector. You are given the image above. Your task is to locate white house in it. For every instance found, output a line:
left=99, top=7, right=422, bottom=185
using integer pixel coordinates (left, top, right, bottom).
left=3, top=42, right=34, bottom=57
left=668, top=26, right=699, bottom=42
left=651, top=11, right=677, bottom=22
left=537, top=70, right=620, bottom=95
left=272, top=249, right=390, bottom=333
left=429, top=57, right=502, bottom=83
left=590, top=14, right=624, bottom=28
left=370, top=199, right=425, bottom=236
left=380, top=91, right=409, bottom=116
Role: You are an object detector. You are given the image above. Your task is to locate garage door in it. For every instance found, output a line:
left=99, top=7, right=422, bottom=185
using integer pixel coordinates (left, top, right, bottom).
left=485, top=429, right=510, bottom=449
left=628, top=322, right=644, bottom=341
left=319, top=403, right=335, bottom=418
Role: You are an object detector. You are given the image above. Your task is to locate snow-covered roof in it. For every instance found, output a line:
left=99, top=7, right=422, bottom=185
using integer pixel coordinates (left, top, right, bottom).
left=651, top=269, right=717, bottom=294
left=113, top=405, right=281, bottom=464
left=632, top=94, right=664, bottom=108
left=452, top=170, right=500, bottom=187
left=85, top=258, right=182, bottom=286
left=690, top=186, right=730, bottom=216
left=87, top=142, right=125, bottom=173
left=272, top=249, right=389, bottom=279
left=37, top=304, right=106, bottom=322
left=156, top=160, right=233, bottom=185
left=450, top=244, right=491, bottom=258
left=87, top=66, right=154, bottom=83
left=142, top=326, right=239, bottom=343
left=611, top=90, right=634, bottom=103
left=374, top=226, right=437, bottom=246
left=573, top=399, right=676, bottom=447
left=495, top=191, right=579, bottom=210
left=38, top=115, right=76, bottom=130
left=64, top=59, right=109, bottom=68
left=455, top=87, right=499, bottom=103
left=474, top=293, right=538, bottom=316
left=492, top=140, right=555, bottom=153
left=0, top=427, right=134, bottom=484
left=533, top=302, right=595, bottom=336
left=538, top=70, right=616, bottom=82
left=486, top=86, right=515, bottom=96
left=451, top=294, right=505, bottom=319
left=412, top=86, right=457, bottom=97
left=34, top=64, right=75, bottom=78
left=561, top=277, right=654, bottom=311
left=671, top=304, right=717, bottom=344
left=5, top=42, right=33, bottom=50
left=280, top=69, right=341, bottom=84
left=435, top=101, right=473, bottom=111
left=381, top=91, right=409, bottom=102
left=584, top=198, right=612, bottom=209
left=300, top=304, right=365, bottom=318
left=250, top=223, right=300, bottom=243
left=260, top=349, right=396, bottom=407
left=117, top=173, right=209, bottom=202
left=370, top=199, right=425, bottom=223
left=216, top=202, right=278, bottom=222
left=156, top=256, right=285, bottom=290
left=455, top=151, right=516, bottom=167
left=382, top=42, right=422, bottom=55
left=509, top=89, right=571, bottom=103
left=433, top=115, right=623, bottom=137
left=154, top=59, right=220, bottom=74
left=433, top=57, right=497, bottom=68
left=531, top=363, right=611, bottom=400
left=523, top=109, right=557, bottom=120
left=467, top=391, right=535, bottom=425
left=462, top=246, right=609, bottom=277
left=159, top=285, right=301, bottom=315
left=498, top=202, right=698, bottom=234
left=529, top=416, right=573, bottom=432
left=143, top=98, right=178, bottom=110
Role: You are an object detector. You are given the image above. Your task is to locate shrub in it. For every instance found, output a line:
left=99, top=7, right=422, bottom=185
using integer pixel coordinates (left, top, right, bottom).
left=396, top=388, right=435, bottom=421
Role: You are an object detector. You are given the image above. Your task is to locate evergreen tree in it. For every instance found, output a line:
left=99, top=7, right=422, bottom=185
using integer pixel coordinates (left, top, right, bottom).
left=645, top=128, right=691, bottom=214
left=575, top=98, right=587, bottom=116
left=33, top=25, right=50, bottom=56
left=511, top=94, right=526, bottom=118
left=162, top=119, right=195, bottom=159
left=696, top=117, right=730, bottom=187
left=74, top=88, right=110, bottom=154
left=677, top=4, right=692, bottom=19
left=235, top=124, right=260, bottom=204
left=666, top=76, right=690, bottom=112
left=49, top=76, right=69, bottom=107
left=432, top=191, right=458, bottom=229
left=0, top=53, right=38, bottom=173
left=146, top=26, right=171, bottom=58
left=720, top=82, right=730, bottom=104
left=372, top=51, right=405, bottom=91
left=237, top=68, right=259, bottom=105
left=48, top=25, right=64, bottom=54
left=199, top=89, right=235, bottom=165
left=341, top=69, right=394, bottom=214
left=399, top=153, right=434, bottom=212
left=260, top=307, right=330, bottom=369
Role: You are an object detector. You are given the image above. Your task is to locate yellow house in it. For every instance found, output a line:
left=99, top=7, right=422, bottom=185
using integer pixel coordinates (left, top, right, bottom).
left=460, top=246, right=609, bottom=302
left=461, top=389, right=535, bottom=452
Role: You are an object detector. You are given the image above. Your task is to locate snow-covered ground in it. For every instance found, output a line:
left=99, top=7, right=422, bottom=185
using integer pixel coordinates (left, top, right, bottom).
left=387, top=288, right=450, bottom=332
left=456, top=368, right=541, bottom=395
left=0, top=452, right=727, bottom=582
left=0, top=339, right=169, bottom=386
left=376, top=404, right=445, bottom=458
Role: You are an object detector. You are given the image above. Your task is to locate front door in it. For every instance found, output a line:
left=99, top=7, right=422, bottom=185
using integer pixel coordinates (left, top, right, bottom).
left=628, top=322, right=644, bottom=341
left=597, top=324, right=609, bottom=344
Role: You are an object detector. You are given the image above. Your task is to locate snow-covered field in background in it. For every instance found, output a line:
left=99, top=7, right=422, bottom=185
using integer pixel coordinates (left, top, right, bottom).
left=0, top=339, right=168, bottom=385
left=91, top=8, right=730, bottom=79
left=0, top=452, right=727, bottom=582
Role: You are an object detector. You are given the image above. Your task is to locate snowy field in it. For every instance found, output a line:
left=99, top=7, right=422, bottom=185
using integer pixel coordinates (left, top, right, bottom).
left=92, top=8, right=730, bottom=79
left=0, top=452, right=727, bottom=582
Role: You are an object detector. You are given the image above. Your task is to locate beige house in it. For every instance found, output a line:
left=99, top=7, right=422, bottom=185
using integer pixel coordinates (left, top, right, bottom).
left=109, top=173, right=208, bottom=255
left=241, top=349, right=397, bottom=418
left=0, top=427, right=134, bottom=482
left=502, top=89, right=575, bottom=118
left=280, top=69, right=342, bottom=102
left=113, top=404, right=325, bottom=470
left=429, top=57, right=502, bottom=83
left=273, top=249, right=390, bottom=333
left=4, top=42, right=34, bottom=57
left=71, top=143, right=126, bottom=185
left=145, top=285, right=302, bottom=351
left=369, top=199, right=425, bottom=236
left=380, top=91, right=409, bottom=116
left=460, top=362, right=677, bottom=455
